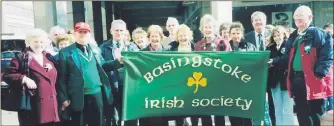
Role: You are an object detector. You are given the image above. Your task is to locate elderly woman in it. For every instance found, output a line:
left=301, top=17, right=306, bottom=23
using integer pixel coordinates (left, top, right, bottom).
left=3, top=28, right=59, bottom=126
left=140, top=25, right=168, bottom=126
left=194, top=14, right=231, bottom=53
left=219, top=22, right=231, bottom=44
left=142, top=25, right=166, bottom=51
left=229, top=22, right=257, bottom=51
left=227, top=22, right=256, bottom=126
left=165, top=24, right=194, bottom=126
left=128, top=27, right=149, bottom=51
left=193, top=14, right=231, bottom=126
left=169, top=24, right=194, bottom=51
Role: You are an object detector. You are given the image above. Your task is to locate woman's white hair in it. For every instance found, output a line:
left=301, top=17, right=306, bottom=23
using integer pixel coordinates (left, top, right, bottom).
left=49, top=26, right=66, bottom=35
left=25, top=28, right=50, bottom=47
left=199, top=14, right=217, bottom=32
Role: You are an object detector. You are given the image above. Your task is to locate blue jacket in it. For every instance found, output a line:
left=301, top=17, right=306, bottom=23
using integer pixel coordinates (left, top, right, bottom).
left=273, top=26, right=333, bottom=77
left=99, top=40, right=124, bottom=89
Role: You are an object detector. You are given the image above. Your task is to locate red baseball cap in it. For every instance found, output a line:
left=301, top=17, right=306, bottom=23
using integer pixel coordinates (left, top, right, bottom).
left=74, top=22, right=91, bottom=32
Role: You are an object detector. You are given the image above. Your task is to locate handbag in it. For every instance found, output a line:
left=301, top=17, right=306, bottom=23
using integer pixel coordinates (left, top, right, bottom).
left=1, top=53, right=34, bottom=111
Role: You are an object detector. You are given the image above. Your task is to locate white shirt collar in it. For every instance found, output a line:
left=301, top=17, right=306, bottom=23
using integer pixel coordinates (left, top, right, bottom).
left=276, top=44, right=281, bottom=50
left=298, top=31, right=306, bottom=36
left=112, top=40, right=124, bottom=48
left=255, top=31, right=265, bottom=37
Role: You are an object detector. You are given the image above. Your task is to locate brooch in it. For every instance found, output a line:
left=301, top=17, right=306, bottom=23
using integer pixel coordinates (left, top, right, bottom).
left=303, top=32, right=312, bottom=54
left=44, top=63, right=53, bottom=72
left=304, top=45, right=311, bottom=54
left=201, top=43, right=206, bottom=50
left=280, top=47, right=286, bottom=54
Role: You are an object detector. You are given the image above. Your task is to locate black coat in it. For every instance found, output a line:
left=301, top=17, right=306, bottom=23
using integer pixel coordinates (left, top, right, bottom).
left=141, top=44, right=166, bottom=51
left=244, top=31, right=270, bottom=51
left=168, top=41, right=195, bottom=51
left=267, top=41, right=288, bottom=90
left=99, top=40, right=125, bottom=89
left=57, top=43, right=119, bottom=111
left=229, top=40, right=257, bottom=51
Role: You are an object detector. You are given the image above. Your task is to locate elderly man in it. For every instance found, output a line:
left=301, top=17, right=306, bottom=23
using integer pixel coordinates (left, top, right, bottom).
left=49, top=26, right=66, bottom=52
left=99, top=19, right=128, bottom=126
left=161, top=17, right=179, bottom=49
left=58, top=22, right=118, bottom=126
left=269, top=5, right=333, bottom=126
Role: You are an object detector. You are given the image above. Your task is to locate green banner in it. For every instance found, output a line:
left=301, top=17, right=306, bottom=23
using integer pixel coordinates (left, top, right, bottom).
left=122, top=51, right=270, bottom=121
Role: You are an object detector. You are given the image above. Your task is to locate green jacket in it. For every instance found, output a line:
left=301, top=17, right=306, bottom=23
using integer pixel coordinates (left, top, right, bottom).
left=57, top=43, right=122, bottom=111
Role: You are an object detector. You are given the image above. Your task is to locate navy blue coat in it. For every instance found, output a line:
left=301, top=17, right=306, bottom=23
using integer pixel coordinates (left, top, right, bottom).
left=267, top=41, right=288, bottom=90
left=244, top=31, right=270, bottom=51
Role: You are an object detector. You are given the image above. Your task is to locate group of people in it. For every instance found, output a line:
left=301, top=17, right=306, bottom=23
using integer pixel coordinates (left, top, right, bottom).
left=2, top=5, right=333, bottom=126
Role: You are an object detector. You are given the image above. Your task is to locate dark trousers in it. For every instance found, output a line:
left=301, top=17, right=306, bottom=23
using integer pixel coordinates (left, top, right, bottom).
left=140, top=117, right=168, bottom=126
left=214, top=116, right=225, bottom=126
left=190, top=115, right=212, bottom=126
left=59, top=120, right=71, bottom=126
left=124, top=119, right=138, bottom=126
left=18, top=110, right=38, bottom=126
left=58, top=104, right=71, bottom=126
left=267, top=87, right=276, bottom=126
left=229, top=117, right=252, bottom=126
left=105, top=86, right=123, bottom=126
left=39, top=122, right=60, bottom=126
left=290, top=71, right=325, bottom=126
left=71, top=91, right=104, bottom=126
left=18, top=96, right=39, bottom=126
left=18, top=110, right=59, bottom=126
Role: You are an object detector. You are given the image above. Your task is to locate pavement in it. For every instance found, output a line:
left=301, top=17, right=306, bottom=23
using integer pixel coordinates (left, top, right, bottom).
left=1, top=110, right=19, bottom=125
left=1, top=110, right=304, bottom=126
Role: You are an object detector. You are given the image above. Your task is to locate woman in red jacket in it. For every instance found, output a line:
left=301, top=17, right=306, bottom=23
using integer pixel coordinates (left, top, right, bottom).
left=3, top=29, right=59, bottom=126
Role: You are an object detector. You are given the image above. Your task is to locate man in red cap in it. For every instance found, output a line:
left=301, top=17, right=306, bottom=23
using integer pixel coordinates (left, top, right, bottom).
left=57, top=22, right=121, bottom=126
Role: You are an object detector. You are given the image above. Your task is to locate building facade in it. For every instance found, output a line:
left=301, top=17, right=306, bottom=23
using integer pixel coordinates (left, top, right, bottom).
left=2, top=1, right=333, bottom=45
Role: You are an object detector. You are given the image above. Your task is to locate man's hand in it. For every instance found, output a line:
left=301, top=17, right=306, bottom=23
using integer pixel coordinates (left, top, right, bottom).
left=62, top=100, right=71, bottom=111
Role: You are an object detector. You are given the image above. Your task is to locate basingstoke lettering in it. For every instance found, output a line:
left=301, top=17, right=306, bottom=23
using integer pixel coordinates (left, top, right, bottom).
left=143, top=56, right=252, bottom=84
